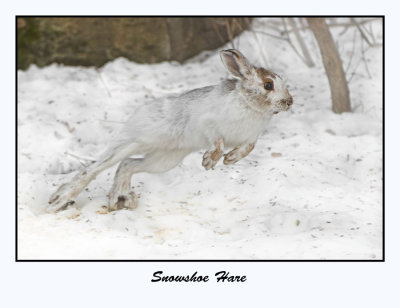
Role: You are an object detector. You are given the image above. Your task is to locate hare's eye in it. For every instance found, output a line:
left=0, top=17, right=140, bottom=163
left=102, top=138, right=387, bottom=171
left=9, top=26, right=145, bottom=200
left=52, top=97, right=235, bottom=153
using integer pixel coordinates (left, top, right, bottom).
left=264, top=82, right=273, bottom=91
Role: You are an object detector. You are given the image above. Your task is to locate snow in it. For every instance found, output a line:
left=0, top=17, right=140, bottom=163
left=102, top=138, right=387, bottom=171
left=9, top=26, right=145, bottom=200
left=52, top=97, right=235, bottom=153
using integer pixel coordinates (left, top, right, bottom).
left=17, top=18, right=383, bottom=259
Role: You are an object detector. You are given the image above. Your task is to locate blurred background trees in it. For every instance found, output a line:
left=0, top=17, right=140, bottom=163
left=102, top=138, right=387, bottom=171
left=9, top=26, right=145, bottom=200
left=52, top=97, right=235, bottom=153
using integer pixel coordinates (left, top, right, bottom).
left=17, top=17, right=250, bottom=69
left=17, top=17, right=382, bottom=114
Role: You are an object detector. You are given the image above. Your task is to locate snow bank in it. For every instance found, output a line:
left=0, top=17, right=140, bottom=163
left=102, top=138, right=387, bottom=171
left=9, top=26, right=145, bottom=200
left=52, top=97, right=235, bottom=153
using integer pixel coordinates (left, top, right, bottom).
left=17, top=19, right=382, bottom=259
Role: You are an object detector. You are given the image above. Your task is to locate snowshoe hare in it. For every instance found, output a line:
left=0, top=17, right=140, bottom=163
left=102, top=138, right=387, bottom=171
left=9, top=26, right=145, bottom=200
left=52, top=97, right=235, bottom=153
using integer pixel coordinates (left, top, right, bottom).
left=48, top=49, right=293, bottom=212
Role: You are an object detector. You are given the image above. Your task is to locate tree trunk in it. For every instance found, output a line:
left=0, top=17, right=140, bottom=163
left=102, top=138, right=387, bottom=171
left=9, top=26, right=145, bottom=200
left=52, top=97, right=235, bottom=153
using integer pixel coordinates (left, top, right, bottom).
left=307, top=18, right=351, bottom=113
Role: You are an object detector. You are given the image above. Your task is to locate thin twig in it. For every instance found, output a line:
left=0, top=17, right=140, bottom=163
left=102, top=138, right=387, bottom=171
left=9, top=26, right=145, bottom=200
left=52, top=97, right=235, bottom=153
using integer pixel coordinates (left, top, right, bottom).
left=96, top=68, right=112, bottom=98
left=252, top=30, right=287, bottom=41
left=350, top=18, right=373, bottom=47
left=348, top=49, right=364, bottom=84
left=345, top=27, right=358, bottom=75
left=287, top=18, right=314, bottom=67
left=233, top=18, right=248, bottom=50
left=363, top=20, right=377, bottom=45
left=250, top=29, right=270, bottom=67
left=58, top=120, right=75, bottom=133
left=281, top=17, right=381, bottom=35
left=298, top=18, right=308, bottom=31
left=338, top=19, right=352, bottom=36
left=360, top=34, right=372, bottom=79
left=282, top=18, right=309, bottom=66
left=65, top=151, right=97, bottom=164
left=211, top=20, right=228, bottom=46
left=224, top=19, right=235, bottom=49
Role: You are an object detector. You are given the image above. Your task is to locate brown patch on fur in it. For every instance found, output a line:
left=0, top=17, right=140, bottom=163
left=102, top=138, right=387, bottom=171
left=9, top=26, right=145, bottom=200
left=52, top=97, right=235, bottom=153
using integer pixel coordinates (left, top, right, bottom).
left=210, top=148, right=222, bottom=161
left=240, top=83, right=271, bottom=110
left=210, top=137, right=224, bottom=161
left=256, top=67, right=278, bottom=81
left=223, top=142, right=255, bottom=165
left=263, top=77, right=274, bottom=91
left=235, top=143, right=255, bottom=160
left=243, top=143, right=255, bottom=156
left=256, top=68, right=276, bottom=93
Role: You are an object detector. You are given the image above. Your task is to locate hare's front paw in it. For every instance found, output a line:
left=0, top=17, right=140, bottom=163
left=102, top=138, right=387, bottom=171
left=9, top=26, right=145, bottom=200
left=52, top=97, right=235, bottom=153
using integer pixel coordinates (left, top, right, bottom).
left=223, top=143, right=255, bottom=165
left=223, top=147, right=242, bottom=165
left=202, top=150, right=222, bottom=170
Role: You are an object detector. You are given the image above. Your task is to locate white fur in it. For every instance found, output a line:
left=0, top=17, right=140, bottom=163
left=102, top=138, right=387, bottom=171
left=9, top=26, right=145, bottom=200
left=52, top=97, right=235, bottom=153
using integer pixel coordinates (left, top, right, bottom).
left=47, top=49, right=292, bottom=212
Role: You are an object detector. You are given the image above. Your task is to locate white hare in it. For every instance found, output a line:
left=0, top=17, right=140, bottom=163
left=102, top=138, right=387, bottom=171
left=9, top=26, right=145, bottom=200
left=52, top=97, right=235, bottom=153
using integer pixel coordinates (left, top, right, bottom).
left=48, top=49, right=293, bottom=213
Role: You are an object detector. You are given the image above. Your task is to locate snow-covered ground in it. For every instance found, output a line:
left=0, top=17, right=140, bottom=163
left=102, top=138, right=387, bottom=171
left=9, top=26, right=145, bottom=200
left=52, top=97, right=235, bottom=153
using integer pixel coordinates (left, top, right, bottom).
left=17, top=18, right=383, bottom=259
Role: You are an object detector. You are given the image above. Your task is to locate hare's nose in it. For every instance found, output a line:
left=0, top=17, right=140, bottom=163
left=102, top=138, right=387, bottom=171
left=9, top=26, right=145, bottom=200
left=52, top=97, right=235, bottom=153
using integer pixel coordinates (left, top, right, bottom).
left=286, top=97, right=293, bottom=106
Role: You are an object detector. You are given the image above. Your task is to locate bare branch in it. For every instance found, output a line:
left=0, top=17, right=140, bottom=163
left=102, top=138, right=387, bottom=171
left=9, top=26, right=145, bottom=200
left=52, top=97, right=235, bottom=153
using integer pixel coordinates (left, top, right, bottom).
left=65, top=151, right=97, bottom=165
left=252, top=30, right=287, bottom=41
left=345, top=28, right=358, bottom=76
left=281, top=18, right=310, bottom=67
left=96, top=68, right=112, bottom=98
left=250, top=30, right=270, bottom=67
left=360, top=34, right=373, bottom=79
left=281, top=17, right=381, bottom=35
left=350, top=18, right=373, bottom=47
left=287, top=18, right=315, bottom=67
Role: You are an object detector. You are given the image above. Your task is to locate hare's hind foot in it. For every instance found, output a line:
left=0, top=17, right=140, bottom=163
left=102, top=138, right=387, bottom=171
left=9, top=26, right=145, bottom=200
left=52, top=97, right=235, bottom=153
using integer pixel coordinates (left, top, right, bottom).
left=47, top=183, right=77, bottom=213
left=108, top=191, right=138, bottom=211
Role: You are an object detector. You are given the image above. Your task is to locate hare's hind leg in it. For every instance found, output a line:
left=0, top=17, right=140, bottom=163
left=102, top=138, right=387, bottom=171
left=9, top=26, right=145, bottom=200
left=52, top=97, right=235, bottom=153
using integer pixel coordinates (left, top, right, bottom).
left=108, top=158, right=142, bottom=211
left=108, top=150, right=189, bottom=211
left=47, top=143, right=141, bottom=213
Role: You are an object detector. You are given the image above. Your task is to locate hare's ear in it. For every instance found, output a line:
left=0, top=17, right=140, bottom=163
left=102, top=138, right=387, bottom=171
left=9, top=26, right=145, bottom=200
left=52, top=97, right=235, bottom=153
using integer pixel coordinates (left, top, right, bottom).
left=220, top=49, right=253, bottom=79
